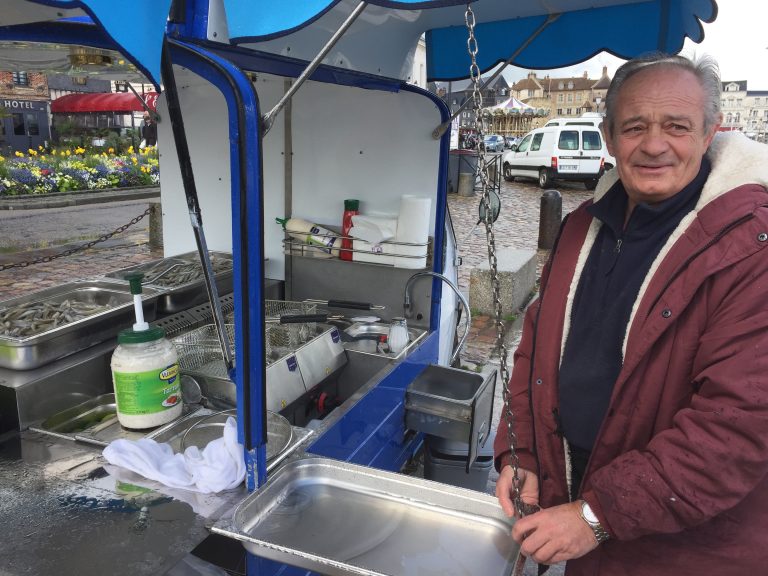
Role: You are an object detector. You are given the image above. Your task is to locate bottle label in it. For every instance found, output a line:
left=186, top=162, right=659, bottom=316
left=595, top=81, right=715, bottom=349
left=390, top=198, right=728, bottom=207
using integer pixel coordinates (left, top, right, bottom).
left=113, top=363, right=181, bottom=415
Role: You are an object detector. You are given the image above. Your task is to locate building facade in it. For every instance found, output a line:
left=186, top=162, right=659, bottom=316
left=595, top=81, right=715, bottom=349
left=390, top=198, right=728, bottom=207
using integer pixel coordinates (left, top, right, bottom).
left=0, top=70, right=50, bottom=153
left=721, top=81, right=768, bottom=142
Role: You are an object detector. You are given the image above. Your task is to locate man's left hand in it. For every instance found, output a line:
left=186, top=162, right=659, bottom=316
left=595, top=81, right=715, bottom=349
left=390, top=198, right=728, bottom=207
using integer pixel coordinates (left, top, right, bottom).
left=511, top=501, right=599, bottom=565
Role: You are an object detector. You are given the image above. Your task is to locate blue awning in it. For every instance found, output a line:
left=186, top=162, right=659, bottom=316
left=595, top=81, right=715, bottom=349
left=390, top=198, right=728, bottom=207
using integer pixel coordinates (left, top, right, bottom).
left=3, top=0, right=717, bottom=87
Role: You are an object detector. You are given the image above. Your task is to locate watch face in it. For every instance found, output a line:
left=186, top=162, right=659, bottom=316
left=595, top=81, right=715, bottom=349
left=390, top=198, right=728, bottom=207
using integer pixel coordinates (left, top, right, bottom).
left=582, top=501, right=599, bottom=524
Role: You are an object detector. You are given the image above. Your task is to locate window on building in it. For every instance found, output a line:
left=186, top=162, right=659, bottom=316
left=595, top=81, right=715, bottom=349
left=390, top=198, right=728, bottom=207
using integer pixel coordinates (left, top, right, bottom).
left=567, top=81, right=574, bottom=89
left=528, top=89, right=534, bottom=98
left=557, top=94, right=564, bottom=103
left=764, top=110, right=768, bottom=119
left=566, top=108, right=572, bottom=115
left=726, top=113, right=732, bottom=124
left=557, top=108, right=563, bottom=115
left=756, top=98, right=761, bottom=105
left=12, top=71, right=29, bottom=86
left=737, top=99, right=742, bottom=106
left=25, top=113, right=39, bottom=136
left=12, top=113, right=25, bottom=135
left=752, top=109, right=758, bottom=117
left=567, top=93, right=573, bottom=103
left=735, top=113, right=740, bottom=123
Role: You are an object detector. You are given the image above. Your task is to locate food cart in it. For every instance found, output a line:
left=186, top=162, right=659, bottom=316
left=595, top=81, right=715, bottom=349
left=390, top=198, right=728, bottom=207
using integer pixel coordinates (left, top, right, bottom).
left=0, top=1, right=717, bottom=574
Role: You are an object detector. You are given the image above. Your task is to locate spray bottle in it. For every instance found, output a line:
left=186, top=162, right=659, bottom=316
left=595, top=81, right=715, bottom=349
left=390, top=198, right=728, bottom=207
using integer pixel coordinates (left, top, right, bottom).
left=110, top=272, right=182, bottom=429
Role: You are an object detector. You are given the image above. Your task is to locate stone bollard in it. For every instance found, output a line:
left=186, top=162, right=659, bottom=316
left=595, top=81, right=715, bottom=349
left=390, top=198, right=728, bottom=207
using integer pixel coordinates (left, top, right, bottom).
left=538, top=189, right=562, bottom=249
left=148, top=199, right=164, bottom=249
left=458, top=172, right=475, bottom=197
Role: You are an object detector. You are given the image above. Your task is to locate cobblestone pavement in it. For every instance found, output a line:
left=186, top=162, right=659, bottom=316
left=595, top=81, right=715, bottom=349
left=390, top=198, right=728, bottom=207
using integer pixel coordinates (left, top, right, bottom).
left=0, top=200, right=161, bottom=301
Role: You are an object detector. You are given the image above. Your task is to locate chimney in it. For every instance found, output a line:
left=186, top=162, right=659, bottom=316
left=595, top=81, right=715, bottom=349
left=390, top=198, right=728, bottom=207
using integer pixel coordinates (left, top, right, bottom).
left=583, top=71, right=588, bottom=78
left=602, top=65, right=609, bottom=78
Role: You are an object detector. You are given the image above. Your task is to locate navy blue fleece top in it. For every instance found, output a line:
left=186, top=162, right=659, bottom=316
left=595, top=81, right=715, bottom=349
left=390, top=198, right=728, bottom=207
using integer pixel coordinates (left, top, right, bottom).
left=558, top=158, right=710, bottom=451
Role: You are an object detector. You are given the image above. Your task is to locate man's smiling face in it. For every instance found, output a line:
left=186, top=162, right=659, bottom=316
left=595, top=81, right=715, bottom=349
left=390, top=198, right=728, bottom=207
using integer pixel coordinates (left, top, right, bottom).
left=603, top=66, right=721, bottom=208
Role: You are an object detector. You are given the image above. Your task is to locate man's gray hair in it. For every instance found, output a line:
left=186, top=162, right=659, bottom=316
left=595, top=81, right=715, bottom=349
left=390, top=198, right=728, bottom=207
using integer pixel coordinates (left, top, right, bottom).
left=604, top=53, right=721, bottom=134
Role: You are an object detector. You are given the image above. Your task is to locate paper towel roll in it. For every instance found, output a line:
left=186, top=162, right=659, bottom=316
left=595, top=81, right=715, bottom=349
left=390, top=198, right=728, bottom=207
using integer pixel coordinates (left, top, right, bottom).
left=394, top=195, right=431, bottom=269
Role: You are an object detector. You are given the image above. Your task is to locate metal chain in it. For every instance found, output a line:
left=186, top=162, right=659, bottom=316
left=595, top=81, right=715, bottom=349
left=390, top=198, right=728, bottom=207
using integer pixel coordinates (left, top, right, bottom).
left=465, top=4, right=534, bottom=519
left=0, top=208, right=152, bottom=272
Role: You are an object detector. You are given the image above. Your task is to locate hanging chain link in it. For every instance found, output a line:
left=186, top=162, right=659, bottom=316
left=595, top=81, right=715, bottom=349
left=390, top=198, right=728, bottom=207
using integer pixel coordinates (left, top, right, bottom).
left=465, top=4, right=536, bottom=519
left=0, top=208, right=152, bottom=272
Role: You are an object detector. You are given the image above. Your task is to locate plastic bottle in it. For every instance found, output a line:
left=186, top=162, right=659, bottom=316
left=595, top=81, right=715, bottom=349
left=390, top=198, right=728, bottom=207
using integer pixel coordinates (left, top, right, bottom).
left=276, top=217, right=340, bottom=258
left=111, top=273, right=182, bottom=429
left=340, top=199, right=359, bottom=261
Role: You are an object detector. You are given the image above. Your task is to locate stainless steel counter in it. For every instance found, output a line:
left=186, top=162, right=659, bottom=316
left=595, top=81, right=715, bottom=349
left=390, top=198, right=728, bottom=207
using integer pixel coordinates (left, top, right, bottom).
left=0, top=430, right=245, bottom=576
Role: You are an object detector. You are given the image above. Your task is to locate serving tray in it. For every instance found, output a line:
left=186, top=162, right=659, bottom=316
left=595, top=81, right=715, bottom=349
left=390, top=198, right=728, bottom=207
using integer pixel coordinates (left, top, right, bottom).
left=213, top=456, right=520, bottom=576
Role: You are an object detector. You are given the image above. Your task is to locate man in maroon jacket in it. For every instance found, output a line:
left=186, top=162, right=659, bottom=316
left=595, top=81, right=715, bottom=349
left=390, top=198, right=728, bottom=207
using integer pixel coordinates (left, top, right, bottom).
left=494, top=53, right=768, bottom=575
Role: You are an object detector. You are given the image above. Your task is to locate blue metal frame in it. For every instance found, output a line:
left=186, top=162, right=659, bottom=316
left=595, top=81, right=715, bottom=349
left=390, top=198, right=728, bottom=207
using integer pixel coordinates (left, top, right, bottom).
left=167, top=39, right=268, bottom=490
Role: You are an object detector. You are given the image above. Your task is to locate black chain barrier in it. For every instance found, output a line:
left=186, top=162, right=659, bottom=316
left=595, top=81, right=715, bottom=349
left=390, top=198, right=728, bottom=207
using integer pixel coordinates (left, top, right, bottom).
left=0, top=207, right=152, bottom=272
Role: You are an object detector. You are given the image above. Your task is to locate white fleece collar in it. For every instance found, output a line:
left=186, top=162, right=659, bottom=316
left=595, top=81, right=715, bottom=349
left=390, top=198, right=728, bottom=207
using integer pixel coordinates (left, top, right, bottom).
left=561, top=132, right=768, bottom=363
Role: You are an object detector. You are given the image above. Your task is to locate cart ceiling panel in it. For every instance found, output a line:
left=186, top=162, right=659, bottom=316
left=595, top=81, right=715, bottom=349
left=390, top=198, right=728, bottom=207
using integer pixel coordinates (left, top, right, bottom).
left=230, top=0, right=716, bottom=81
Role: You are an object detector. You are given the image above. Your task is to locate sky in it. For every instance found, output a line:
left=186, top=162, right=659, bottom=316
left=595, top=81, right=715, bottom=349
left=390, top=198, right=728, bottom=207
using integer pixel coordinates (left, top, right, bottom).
left=502, top=0, right=768, bottom=89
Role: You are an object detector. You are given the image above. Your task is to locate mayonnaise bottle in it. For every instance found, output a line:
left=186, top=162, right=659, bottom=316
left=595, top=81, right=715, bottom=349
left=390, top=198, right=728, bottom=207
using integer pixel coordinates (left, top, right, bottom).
left=111, top=273, right=182, bottom=429
left=276, top=217, right=340, bottom=258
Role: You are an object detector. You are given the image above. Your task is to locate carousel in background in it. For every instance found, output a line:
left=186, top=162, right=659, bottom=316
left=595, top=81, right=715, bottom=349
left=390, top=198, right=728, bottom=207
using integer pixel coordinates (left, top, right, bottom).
left=482, top=95, right=549, bottom=139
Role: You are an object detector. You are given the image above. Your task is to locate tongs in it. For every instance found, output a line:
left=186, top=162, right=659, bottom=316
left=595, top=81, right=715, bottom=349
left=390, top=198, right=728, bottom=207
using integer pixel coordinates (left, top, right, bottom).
left=303, top=299, right=385, bottom=311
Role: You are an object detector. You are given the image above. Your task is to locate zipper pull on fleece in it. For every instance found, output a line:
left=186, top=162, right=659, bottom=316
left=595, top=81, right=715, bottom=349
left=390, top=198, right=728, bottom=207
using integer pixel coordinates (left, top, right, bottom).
left=614, top=238, right=623, bottom=253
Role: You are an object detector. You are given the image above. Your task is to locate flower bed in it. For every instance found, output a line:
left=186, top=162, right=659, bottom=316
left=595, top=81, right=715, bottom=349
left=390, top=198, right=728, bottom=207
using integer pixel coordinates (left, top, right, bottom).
left=0, top=146, right=159, bottom=196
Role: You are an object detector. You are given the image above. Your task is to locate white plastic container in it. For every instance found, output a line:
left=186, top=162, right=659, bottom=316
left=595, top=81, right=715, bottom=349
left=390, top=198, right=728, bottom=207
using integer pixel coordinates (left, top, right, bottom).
left=111, top=326, right=182, bottom=429
left=277, top=217, right=340, bottom=258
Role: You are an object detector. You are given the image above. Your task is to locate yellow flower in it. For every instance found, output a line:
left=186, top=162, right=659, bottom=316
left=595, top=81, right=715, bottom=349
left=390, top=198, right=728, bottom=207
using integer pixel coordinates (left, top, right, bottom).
left=127, top=146, right=134, bottom=154
left=75, top=147, right=86, bottom=155
left=40, top=155, right=46, bottom=161
left=108, top=147, right=114, bottom=154
left=15, top=151, right=24, bottom=157
left=38, top=145, right=44, bottom=151
left=0, top=155, right=4, bottom=162
left=28, top=149, right=38, bottom=156
left=65, top=149, right=71, bottom=156
left=131, top=157, right=138, bottom=165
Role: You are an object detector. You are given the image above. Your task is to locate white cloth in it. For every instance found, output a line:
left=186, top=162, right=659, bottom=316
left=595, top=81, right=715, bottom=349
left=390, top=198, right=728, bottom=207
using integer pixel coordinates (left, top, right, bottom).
left=349, top=215, right=397, bottom=244
left=102, top=417, right=245, bottom=494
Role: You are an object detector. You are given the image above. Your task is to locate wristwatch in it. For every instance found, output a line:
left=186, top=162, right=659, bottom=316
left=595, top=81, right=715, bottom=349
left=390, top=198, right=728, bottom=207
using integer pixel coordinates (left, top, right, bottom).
left=579, top=500, right=610, bottom=544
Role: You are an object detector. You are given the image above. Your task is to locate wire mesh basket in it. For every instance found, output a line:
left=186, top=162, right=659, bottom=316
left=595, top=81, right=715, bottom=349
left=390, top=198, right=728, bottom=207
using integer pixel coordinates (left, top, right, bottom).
left=173, top=301, right=318, bottom=375
left=265, top=300, right=317, bottom=360
left=173, top=324, right=235, bottom=379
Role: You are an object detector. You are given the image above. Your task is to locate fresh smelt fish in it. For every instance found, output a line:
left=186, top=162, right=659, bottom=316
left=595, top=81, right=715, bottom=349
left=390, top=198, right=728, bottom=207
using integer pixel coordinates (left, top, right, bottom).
left=133, top=255, right=232, bottom=288
left=0, top=299, right=112, bottom=338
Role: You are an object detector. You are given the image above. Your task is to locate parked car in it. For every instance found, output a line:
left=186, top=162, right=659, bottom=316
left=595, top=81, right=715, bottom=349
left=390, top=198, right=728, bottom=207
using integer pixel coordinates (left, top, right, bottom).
left=504, top=136, right=520, bottom=149
left=481, top=134, right=505, bottom=152
left=501, top=124, right=613, bottom=190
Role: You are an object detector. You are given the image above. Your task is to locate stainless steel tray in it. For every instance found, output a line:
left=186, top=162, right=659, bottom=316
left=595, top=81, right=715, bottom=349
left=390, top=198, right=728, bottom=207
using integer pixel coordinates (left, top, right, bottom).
left=0, top=280, right=160, bottom=370
left=405, top=365, right=496, bottom=470
left=147, top=408, right=311, bottom=472
left=213, top=457, right=520, bottom=576
left=343, top=322, right=426, bottom=359
left=104, top=251, right=233, bottom=314
left=29, top=392, right=200, bottom=446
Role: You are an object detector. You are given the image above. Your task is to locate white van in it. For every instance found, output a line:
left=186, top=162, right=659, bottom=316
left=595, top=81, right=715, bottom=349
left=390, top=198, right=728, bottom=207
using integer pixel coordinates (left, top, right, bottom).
left=502, top=124, right=612, bottom=190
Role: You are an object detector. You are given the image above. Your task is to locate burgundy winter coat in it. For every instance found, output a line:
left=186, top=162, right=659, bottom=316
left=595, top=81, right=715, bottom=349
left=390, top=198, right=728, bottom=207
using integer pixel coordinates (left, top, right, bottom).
left=495, top=133, right=768, bottom=575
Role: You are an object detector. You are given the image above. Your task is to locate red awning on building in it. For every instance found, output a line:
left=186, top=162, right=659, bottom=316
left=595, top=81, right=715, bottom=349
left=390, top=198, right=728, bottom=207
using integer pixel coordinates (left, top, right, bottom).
left=51, top=92, right=158, bottom=113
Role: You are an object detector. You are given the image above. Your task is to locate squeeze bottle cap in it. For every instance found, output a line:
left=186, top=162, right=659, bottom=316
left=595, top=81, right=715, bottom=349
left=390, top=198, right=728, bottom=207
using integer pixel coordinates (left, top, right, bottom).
left=124, top=272, right=149, bottom=331
left=344, top=199, right=359, bottom=211
left=275, top=217, right=288, bottom=229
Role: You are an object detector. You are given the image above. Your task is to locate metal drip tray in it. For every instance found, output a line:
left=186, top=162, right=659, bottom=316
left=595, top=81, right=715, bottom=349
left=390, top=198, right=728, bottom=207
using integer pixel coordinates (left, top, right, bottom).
left=213, top=456, right=520, bottom=576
